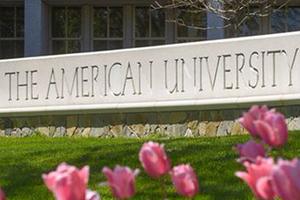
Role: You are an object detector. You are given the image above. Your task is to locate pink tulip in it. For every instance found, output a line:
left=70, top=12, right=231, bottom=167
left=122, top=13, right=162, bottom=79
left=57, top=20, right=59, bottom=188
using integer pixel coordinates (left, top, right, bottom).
left=239, top=105, right=268, bottom=137
left=85, top=190, right=101, bottom=200
left=272, top=158, right=300, bottom=200
left=254, top=110, right=288, bottom=148
left=42, top=163, right=89, bottom=200
left=235, top=157, right=276, bottom=200
left=102, top=166, right=139, bottom=199
left=139, top=141, right=171, bottom=178
left=0, top=187, right=5, bottom=200
left=236, top=140, right=266, bottom=162
left=171, top=164, right=199, bottom=198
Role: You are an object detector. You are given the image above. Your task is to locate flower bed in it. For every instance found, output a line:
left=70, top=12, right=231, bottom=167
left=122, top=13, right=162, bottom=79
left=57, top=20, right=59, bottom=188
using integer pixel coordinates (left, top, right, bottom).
left=0, top=107, right=299, bottom=199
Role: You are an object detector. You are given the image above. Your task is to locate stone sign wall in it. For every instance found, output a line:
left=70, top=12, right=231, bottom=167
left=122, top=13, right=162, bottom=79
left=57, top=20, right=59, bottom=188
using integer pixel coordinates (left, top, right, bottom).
left=1, top=32, right=300, bottom=137
left=1, top=106, right=300, bottom=138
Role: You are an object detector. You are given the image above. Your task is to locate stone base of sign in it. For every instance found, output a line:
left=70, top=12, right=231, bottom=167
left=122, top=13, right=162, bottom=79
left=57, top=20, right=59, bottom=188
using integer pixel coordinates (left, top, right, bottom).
left=0, top=105, right=299, bottom=138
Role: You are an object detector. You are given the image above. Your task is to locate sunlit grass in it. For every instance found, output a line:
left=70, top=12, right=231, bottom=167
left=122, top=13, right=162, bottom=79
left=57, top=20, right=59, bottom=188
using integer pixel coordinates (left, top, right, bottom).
left=0, top=132, right=299, bottom=200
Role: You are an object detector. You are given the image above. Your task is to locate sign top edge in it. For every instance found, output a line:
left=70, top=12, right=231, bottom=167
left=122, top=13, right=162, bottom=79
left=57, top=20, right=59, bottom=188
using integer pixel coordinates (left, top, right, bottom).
left=0, top=31, right=300, bottom=63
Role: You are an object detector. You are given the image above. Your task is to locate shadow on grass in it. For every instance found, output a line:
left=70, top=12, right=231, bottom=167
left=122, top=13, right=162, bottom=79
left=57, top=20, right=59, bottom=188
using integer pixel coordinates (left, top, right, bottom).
left=2, top=133, right=300, bottom=199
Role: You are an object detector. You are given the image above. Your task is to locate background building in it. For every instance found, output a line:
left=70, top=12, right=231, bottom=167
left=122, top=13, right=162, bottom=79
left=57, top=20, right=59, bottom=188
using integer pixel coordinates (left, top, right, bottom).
left=0, top=0, right=300, bottom=59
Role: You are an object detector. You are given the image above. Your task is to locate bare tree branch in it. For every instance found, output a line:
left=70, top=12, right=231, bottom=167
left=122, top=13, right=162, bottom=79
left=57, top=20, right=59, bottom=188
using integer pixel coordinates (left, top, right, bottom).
left=153, top=0, right=291, bottom=35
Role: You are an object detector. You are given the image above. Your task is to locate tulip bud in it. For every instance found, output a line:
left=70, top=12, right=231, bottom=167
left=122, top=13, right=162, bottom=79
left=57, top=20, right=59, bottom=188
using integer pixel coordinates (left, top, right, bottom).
left=139, top=142, right=171, bottom=178
left=236, top=140, right=266, bottom=162
left=254, top=111, right=288, bottom=148
left=42, top=162, right=89, bottom=200
left=171, top=164, right=199, bottom=198
left=239, top=105, right=268, bottom=137
left=235, top=157, right=275, bottom=200
left=102, top=166, right=138, bottom=199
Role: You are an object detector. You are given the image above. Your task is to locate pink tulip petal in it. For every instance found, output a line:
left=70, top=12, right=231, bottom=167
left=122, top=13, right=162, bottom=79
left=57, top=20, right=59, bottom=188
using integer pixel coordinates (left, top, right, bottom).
left=171, top=165, right=199, bottom=198
left=57, top=163, right=72, bottom=172
left=260, top=105, right=269, bottom=113
left=182, top=178, right=197, bottom=197
left=85, top=190, right=100, bottom=200
left=55, top=176, right=72, bottom=200
left=239, top=105, right=270, bottom=137
left=273, top=114, right=288, bottom=146
left=273, top=159, right=300, bottom=200
left=235, top=171, right=254, bottom=190
left=102, top=167, right=113, bottom=182
left=239, top=113, right=257, bottom=136
left=80, top=166, right=90, bottom=185
left=42, top=173, right=56, bottom=191
left=273, top=165, right=294, bottom=200
left=256, top=177, right=274, bottom=200
left=238, top=105, right=288, bottom=147
left=42, top=163, right=88, bottom=200
left=102, top=166, right=137, bottom=199
left=255, top=111, right=288, bottom=148
left=290, top=159, right=300, bottom=192
left=236, top=158, right=275, bottom=199
left=0, top=187, right=5, bottom=200
left=139, top=142, right=170, bottom=178
left=254, top=121, right=274, bottom=146
left=236, top=140, right=266, bottom=162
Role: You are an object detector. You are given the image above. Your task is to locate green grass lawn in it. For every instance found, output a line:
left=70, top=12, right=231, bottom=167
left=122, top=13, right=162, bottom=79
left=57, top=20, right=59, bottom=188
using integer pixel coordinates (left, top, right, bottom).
left=0, top=133, right=299, bottom=200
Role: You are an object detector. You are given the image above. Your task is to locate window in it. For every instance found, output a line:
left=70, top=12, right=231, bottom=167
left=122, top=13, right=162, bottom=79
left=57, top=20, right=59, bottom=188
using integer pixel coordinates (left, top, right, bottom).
left=51, top=7, right=82, bottom=54
left=93, top=7, right=123, bottom=51
left=135, top=7, right=165, bottom=47
left=176, top=9, right=207, bottom=42
left=271, top=7, right=300, bottom=33
left=46, top=4, right=212, bottom=54
left=48, top=5, right=209, bottom=54
left=239, top=8, right=261, bottom=36
left=228, top=5, right=300, bottom=38
left=0, top=6, right=24, bottom=59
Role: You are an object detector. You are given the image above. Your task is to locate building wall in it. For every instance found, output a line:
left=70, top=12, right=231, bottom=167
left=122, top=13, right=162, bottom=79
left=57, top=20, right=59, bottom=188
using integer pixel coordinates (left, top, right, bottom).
left=2, top=0, right=300, bottom=59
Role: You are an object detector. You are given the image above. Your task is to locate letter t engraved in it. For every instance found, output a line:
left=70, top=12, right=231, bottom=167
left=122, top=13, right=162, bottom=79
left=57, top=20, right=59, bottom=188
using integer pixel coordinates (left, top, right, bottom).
left=267, top=50, right=281, bottom=87
left=17, top=71, right=29, bottom=101
left=5, top=72, right=15, bottom=101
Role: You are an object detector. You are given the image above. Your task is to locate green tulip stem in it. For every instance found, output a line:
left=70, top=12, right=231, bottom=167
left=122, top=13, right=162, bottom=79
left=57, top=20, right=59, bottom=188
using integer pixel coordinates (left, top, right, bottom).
left=266, top=145, right=273, bottom=156
left=160, top=176, right=167, bottom=200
